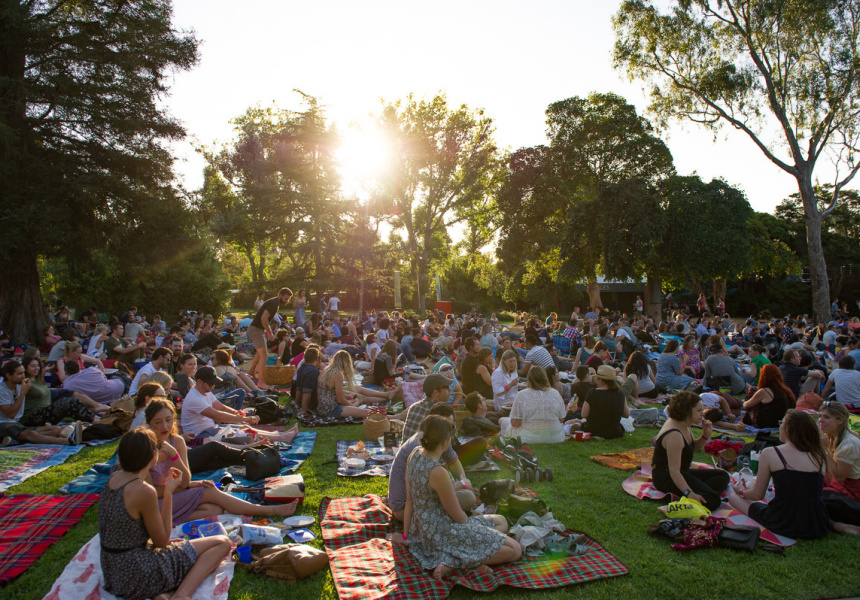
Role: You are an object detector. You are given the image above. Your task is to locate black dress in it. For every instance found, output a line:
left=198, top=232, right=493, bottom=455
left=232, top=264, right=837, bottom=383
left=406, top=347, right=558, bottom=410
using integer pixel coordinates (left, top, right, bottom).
left=747, top=447, right=830, bottom=539
left=742, top=389, right=788, bottom=429
left=651, top=427, right=730, bottom=511
left=582, top=389, right=625, bottom=439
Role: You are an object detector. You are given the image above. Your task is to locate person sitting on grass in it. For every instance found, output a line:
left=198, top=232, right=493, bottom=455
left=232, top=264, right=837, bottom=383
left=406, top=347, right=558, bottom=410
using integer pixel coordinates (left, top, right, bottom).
left=573, top=365, right=630, bottom=440
left=460, top=392, right=501, bottom=437
left=99, top=427, right=230, bottom=600
left=742, top=364, right=795, bottom=429
left=499, top=366, right=565, bottom=444
left=22, top=354, right=108, bottom=419
left=652, top=391, right=730, bottom=511
left=729, top=409, right=859, bottom=538
left=104, top=321, right=147, bottom=369
left=315, top=350, right=374, bottom=421
left=130, top=382, right=170, bottom=430
left=403, top=415, right=522, bottom=581
left=0, top=360, right=83, bottom=446
left=128, top=347, right=171, bottom=395
left=180, top=366, right=297, bottom=446
left=819, top=401, right=860, bottom=504
left=143, top=398, right=298, bottom=523
left=56, top=341, right=106, bottom=382
left=389, top=403, right=476, bottom=521
left=211, top=349, right=264, bottom=398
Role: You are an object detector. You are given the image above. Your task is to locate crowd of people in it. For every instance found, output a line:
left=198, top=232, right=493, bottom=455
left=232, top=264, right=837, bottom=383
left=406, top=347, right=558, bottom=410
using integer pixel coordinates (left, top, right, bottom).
left=2, top=291, right=860, bottom=594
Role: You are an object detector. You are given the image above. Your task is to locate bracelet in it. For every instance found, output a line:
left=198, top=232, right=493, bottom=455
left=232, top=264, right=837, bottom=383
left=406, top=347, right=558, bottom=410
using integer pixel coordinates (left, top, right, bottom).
left=461, top=480, right=467, bottom=489
left=739, top=490, right=745, bottom=498
left=401, top=533, right=407, bottom=541
left=169, top=454, right=180, bottom=462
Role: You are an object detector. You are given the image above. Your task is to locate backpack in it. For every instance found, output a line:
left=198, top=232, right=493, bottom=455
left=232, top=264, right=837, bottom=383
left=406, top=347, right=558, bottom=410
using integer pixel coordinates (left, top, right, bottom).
left=254, top=398, right=290, bottom=425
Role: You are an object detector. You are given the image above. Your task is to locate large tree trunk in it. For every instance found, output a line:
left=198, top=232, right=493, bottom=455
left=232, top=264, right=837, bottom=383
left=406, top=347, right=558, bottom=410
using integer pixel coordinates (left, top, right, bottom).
left=0, top=249, right=49, bottom=345
left=644, top=273, right=662, bottom=320
left=798, top=178, right=831, bottom=323
left=712, top=279, right=727, bottom=313
left=587, top=279, right=603, bottom=311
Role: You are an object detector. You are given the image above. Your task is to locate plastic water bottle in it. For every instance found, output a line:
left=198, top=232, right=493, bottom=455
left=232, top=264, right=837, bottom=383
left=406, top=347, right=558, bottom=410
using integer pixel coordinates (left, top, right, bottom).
left=750, top=450, right=760, bottom=474
left=738, top=460, right=755, bottom=489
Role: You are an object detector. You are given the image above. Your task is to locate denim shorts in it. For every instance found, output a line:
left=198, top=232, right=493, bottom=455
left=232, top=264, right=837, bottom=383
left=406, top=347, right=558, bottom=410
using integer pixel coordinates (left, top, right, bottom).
left=325, top=405, right=344, bottom=419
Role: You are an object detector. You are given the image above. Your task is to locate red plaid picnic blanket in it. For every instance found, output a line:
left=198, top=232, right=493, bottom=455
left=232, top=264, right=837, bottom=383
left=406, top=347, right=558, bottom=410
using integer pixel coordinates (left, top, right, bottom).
left=320, top=494, right=628, bottom=600
left=0, top=494, right=99, bottom=583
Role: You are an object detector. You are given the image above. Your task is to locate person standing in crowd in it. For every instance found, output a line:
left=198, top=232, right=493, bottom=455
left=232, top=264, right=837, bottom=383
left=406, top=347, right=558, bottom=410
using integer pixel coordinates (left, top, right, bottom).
left=246, top=287, right=292, bottom=391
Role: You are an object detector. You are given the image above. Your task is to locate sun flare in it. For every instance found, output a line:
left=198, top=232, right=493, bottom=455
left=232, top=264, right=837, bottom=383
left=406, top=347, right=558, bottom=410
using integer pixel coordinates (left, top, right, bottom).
left=336, top=128, right=392, bottom=197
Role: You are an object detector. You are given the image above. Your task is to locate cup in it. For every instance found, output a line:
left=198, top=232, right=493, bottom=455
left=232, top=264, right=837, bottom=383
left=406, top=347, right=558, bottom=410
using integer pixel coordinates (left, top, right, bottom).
left=575, top=431, right=584, bottom=442
left=235, top=544, right=252, bottom=564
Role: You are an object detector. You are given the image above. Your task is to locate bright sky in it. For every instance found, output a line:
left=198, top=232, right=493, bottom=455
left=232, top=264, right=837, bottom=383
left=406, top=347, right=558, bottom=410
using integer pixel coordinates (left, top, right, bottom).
left=166, top=0, right=852, bottom=215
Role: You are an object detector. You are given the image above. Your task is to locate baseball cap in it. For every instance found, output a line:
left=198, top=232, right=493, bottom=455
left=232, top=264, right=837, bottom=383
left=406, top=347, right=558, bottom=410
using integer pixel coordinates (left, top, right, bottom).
left=423, top=373, right=451, bottom=395
left=195, top=366, right=223, bottom=386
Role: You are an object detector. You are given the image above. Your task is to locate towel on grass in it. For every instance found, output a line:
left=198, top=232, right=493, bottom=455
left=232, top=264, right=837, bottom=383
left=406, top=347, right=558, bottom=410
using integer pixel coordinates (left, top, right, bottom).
left=590, top=447, right=654, bottom=471
left=320, top=494, right=628, bottom=600
left=0, top=445, right=88, bottom=493
left=61, top=431, right=317, bottom=494
left=336, top=440, right=390, bottom=477
left=44, top=514, right=240, bottom=599
left=0, top=494, right=99, bottom=584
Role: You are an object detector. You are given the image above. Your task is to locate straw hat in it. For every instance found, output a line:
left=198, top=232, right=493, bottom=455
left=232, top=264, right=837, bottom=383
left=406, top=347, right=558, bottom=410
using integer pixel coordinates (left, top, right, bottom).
left=596, top=365, right=617, bottom=381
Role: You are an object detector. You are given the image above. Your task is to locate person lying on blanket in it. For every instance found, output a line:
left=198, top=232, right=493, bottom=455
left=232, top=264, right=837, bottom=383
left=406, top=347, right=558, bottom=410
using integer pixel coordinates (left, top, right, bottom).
left=702, top=408, right=746, bottom=432
left=728, top=409, right=860, bottom=538
left=0, top=359, right=84, bottom=446
left=180, top=366, right=298, bottom=446
left=651, top=391, right=730, bottom=511
left=99, top=427, right=231, bottom=599
left=401, top=415, right=523, bottom=581
left=137, top=398, right=298, bottom=523
left=389, top=402, right=483, bottom=521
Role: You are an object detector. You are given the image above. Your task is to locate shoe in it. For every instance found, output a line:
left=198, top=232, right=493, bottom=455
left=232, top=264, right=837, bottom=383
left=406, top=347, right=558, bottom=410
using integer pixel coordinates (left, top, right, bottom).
left=68, top=420, right=83, bottom=446
left=1, top=436, right=12, bottom=447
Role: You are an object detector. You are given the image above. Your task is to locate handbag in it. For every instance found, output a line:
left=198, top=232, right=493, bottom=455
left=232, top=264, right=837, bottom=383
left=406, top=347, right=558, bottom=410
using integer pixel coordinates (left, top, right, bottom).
left=254, top=398, right=285, bottom=424
left=718, top=524, right=760, bottom=551
left=243, top=445, right=281, bottom=481
left=248, top=543, right=329, bottom=583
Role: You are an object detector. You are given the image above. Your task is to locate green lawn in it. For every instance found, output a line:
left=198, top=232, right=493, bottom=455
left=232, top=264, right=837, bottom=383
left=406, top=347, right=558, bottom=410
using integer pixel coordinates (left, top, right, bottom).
left=3, top=422, right=858, bottom=600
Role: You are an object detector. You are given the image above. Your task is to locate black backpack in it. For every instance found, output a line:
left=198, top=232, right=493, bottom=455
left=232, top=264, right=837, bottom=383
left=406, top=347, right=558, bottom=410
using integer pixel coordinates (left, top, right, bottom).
left=254, top=398, right=289, bottom=424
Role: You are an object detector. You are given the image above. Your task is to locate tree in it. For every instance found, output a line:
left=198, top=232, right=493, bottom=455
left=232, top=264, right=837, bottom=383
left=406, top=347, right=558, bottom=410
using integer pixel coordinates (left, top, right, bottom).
left=661, top=176, right=754, bottom=302
left=375, top=94, right=503, bottom=312
left=0, top=0, right=198, bottom=343
left=199, top=98, right=341, bottom=285
left=614, top=0, right=860, bottom=322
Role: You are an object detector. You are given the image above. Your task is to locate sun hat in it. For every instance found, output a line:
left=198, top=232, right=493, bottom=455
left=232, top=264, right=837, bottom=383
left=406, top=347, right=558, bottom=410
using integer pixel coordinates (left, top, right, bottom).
left=595, top=365, right=617, bottom=380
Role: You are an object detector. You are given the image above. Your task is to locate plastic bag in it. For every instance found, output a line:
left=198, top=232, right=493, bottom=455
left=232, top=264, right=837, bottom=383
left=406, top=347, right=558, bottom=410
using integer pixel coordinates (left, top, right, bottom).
left=241, top=524, right=284, bottom=546
left=664, top=497, right=711, bottom=519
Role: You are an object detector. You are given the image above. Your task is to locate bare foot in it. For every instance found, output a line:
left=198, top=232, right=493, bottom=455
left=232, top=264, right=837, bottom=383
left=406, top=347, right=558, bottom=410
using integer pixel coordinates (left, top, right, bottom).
left=832, top=521, right=860, bottom=536
left=271, top=499, right=298, bottom=517
left=278, top=424, right=299, bottom=443
left=474, top=564, right=494, bottom=575
left=433, top=563, right=455, bottom=581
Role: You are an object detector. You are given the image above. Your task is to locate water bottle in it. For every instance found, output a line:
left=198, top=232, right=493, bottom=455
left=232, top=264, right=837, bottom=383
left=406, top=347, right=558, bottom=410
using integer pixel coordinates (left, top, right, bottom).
left=738, top=460, right=755, bottom=489
left=750, top=450, right=760, bottom=474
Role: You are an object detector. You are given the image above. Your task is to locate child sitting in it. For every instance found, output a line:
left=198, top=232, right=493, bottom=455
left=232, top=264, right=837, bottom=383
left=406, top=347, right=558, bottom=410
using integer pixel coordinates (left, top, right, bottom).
left=460, top=392, right=500, bottom=437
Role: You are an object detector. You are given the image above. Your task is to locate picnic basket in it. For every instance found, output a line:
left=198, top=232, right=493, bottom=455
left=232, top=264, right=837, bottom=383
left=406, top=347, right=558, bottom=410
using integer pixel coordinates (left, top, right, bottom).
left=363, top=412, right=390, bottom=440
left=265, top=363, right=296, bottom=386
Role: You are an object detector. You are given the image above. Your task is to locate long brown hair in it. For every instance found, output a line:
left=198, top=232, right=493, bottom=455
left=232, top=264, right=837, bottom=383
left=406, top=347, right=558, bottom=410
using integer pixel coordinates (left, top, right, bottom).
left=820, top=402, right=850, bottom=456
left=757, top=364, right=796, bottom=407
left=782, top=410, right=826, bottom=470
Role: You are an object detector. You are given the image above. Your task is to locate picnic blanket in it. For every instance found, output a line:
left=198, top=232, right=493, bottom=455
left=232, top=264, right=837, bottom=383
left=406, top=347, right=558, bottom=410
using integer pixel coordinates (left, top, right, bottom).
left=590, top=447, right=654, bottom=471
left=0, top=494, right=99, bottom=584
left=710, top=506, right=795, bottom=547
left=44, top=513, right=240, bottom=599
left=336, top=440, right=391, bottom=477
left=0, top=445, right=88, bottom=493
left=621, top=462, right=713, bottom=501
left=289, top=400, right=362, bottom=427
left=320, top=494, right=627, bottom=600
left=60, top=431, right=318, bottom=494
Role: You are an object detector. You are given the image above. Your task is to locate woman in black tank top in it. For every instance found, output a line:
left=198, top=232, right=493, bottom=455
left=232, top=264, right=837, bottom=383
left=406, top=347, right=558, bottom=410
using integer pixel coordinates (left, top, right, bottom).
left=652, top=391, right=730, bottom=511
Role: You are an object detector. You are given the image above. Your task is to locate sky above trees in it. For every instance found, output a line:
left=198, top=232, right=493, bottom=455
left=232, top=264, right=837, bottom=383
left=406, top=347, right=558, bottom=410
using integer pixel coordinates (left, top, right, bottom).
left=165, top=0, right=848, bottom=213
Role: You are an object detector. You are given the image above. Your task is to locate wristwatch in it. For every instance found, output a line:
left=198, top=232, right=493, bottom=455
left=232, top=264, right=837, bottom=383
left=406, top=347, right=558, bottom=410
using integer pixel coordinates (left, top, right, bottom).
left=682, top=488, right=692, bottom=497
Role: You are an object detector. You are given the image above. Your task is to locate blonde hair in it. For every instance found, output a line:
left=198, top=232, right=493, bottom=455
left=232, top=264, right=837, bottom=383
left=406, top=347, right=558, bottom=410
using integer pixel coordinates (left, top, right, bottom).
left=319, top=350, right=355, bottom=392
left=500, top=350, right=518, bottom=374
left=63, top=341, right=82, bottom=358
left=94, top=324, right=108, bottom=335
left=147, top=371, right=174, bottom=390
left=527, top=366, right=551, bottom=391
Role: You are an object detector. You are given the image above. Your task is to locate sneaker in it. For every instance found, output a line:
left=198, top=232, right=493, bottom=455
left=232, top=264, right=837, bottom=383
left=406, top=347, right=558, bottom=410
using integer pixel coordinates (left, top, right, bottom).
left=1, top=436, right=12, bottom=447
left=67, top=421, right=83, bottom=446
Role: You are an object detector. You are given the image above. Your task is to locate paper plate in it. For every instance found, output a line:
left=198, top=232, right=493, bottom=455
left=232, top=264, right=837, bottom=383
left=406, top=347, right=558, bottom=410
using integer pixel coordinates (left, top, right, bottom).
left=371, top=454, right=394, bottom=463
left=283, top=515, right=315, bottom=528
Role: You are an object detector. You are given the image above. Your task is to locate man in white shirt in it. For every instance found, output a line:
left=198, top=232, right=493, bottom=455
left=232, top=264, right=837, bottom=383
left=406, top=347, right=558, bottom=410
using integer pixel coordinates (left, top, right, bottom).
left=328, top=295, right=340, bottom=318
left=822, top=356, right=860, bottom=406
left=822, top=323, right=838, bottom=351
left=518, top=335, right=554, bottom=376
left=128, top=347, right=171, bottom=395
left=180, top=366, right=299, bottom=444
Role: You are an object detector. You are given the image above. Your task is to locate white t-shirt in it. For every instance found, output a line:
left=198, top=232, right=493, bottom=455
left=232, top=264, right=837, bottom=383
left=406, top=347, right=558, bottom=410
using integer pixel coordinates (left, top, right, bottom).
left=0, top=383, right=23, bottom=424
left=822, top=330, right=838, bottom=347
left=129, top=362, right=159, bottom=396
left=637, top=366, right=656, bottom=395
left=328, top=296, right=340, bottom=310
left=491, top=367, right=518, bottom=410
left=181, top=387, right=217, bottom=436
left=700, top=392, right=721, bottom=408
left=830, top=368, right=860, bottom=406
left=615, top=329, right=631, bottom=340
left=834, top=433, right=860, bottom=479
left=376, top=328, right=390, bottom=342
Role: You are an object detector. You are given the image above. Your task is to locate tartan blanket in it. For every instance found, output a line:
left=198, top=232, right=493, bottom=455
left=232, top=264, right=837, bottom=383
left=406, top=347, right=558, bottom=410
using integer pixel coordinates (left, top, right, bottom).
left=0, top=445, right=86, bottom=493
left=320, top=494, right=628, bottom=600
left=61, top=431, right=318, bottom=494
left=45, top=513, right=240, bottom=599
left=590, top=447, right=654, bottom=471
left=336, top=440, right=391, bottom=477
left=0, top=494, right=99, bottom=584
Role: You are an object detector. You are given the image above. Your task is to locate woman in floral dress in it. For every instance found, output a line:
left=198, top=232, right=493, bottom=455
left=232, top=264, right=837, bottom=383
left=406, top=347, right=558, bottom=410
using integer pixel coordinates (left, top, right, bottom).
left=404, top=416, right=522, bottom=580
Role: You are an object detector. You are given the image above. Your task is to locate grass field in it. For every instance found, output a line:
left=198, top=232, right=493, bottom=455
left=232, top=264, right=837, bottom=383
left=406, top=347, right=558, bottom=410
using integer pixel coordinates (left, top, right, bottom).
left=3, top=416, right=859, bottom=600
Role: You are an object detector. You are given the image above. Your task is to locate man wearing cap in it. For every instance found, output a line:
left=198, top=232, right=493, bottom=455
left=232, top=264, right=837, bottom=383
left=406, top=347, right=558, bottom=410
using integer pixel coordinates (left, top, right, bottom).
left=247, top=287, right=293, bottom=391
left=401, top=373, right=452, bottom=439
left=181, top=366, right=299, bottom=445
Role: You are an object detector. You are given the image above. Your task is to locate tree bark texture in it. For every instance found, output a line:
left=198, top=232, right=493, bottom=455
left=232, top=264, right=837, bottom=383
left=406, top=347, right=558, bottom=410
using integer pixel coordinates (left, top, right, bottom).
left=644, top=273, right=662, bottom=320
left=587, top=279, right=603, bottom=311
left=0, top=249, right=49, bottom=345
left=798, top=177, right=831, bottom=324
